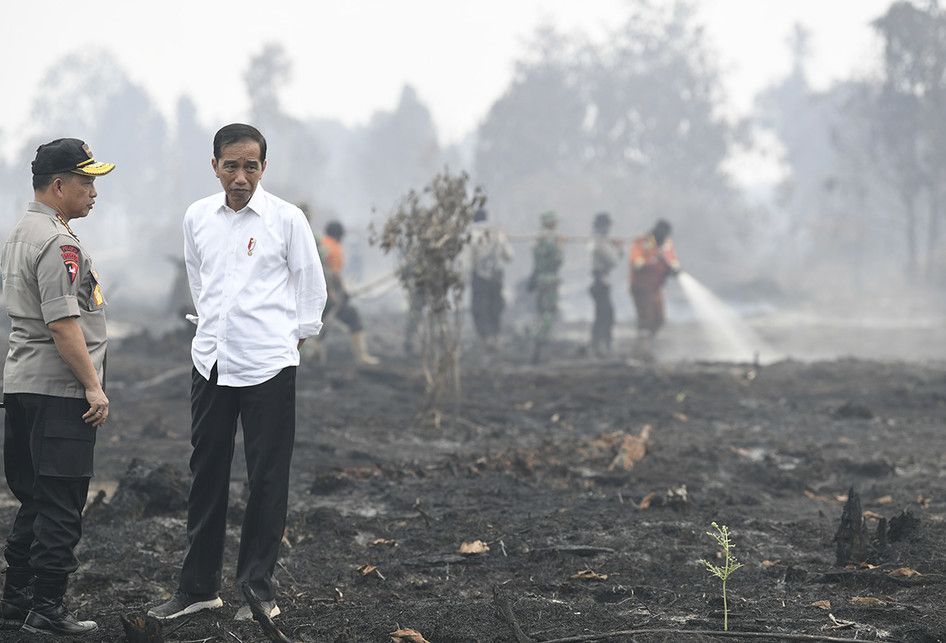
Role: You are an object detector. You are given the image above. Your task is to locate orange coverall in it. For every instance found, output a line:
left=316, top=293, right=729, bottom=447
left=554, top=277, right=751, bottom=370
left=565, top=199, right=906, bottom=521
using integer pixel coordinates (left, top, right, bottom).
left=629, top=235, right=679, bottom=333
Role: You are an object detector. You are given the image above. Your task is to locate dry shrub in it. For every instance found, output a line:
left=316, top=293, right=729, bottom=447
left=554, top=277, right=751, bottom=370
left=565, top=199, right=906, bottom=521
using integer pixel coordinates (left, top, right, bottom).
left=376, top=169, right=485, bottom=424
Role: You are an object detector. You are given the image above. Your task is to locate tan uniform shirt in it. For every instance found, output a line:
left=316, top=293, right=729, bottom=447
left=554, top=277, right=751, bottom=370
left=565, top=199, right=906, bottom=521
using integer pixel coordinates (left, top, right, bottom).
left=469, top=224, right=513, bottom=281
left=2, top=201, right=107, bottom=398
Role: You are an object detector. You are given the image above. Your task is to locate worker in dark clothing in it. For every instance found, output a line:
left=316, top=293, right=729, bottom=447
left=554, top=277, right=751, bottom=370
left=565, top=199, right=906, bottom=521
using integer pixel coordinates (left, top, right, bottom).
left=467, top=208, right=513, bottom=350
left=589, top=212, right=620, bottom=357
left=316, top=221, right=379, bottom=365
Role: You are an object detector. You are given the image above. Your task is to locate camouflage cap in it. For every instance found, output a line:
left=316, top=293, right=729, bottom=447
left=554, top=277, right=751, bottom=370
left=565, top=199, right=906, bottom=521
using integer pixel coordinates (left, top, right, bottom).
left=540, top=210, right=557, bottom=227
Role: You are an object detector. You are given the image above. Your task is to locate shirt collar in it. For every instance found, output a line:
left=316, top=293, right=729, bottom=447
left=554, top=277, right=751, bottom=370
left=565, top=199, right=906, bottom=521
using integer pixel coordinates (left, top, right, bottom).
left=27, top=201, right=59, bottom=218
left=219, top=185, right=267, bottom=217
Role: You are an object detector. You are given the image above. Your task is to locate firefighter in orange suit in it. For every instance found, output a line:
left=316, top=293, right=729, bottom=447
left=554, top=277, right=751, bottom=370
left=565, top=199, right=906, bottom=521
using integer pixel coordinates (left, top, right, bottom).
left=629, top=219, right=680, bottom=343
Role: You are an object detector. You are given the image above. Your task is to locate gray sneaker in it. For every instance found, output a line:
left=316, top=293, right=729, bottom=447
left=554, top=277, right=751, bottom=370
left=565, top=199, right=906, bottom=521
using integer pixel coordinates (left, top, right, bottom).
left=234, top=600, right=280, bottom=621
left=147, top=592, right=223, bottom=620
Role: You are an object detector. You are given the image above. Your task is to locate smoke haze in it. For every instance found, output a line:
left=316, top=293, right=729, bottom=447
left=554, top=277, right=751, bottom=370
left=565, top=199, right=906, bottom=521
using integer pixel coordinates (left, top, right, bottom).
left=1, top=0, right=943, bottom=360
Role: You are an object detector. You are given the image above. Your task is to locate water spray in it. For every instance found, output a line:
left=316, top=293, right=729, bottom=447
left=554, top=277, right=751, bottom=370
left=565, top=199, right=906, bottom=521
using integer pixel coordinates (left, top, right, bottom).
left=677, top=272, right=779, bottom=364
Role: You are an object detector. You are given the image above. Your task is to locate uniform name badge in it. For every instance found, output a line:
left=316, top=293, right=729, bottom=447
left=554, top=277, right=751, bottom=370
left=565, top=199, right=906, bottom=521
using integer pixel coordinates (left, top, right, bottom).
left=91, top=270, right=105, bottom=306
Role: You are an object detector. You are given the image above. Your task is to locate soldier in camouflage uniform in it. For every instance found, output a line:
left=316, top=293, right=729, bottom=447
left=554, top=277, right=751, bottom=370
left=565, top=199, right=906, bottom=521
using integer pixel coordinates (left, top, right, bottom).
left=528, top=211, right=563, bottom=363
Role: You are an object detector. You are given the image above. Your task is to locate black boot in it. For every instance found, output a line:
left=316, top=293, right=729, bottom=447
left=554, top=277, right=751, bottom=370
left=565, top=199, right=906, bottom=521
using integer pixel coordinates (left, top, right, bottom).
left=22, top=576, right=97, bottom=636
left=0, top=566, right=32, bottom=629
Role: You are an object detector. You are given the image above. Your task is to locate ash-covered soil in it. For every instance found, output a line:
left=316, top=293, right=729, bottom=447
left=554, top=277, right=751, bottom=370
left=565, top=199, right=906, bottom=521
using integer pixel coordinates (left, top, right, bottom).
left=2, top=324, right=946, bottom=642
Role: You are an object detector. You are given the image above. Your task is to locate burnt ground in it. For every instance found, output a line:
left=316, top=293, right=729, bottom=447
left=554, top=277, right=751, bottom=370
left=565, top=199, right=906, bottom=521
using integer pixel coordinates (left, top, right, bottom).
left=2, top=322, right=946, bottom=642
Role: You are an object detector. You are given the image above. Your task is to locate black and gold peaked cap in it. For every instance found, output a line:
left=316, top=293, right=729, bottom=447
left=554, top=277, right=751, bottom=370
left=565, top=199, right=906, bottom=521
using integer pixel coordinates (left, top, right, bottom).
left=32, top=138, right=115, bottom=177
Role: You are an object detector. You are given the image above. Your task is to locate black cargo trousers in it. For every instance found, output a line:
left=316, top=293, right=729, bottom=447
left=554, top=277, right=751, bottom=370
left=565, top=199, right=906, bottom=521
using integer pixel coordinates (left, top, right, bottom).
left=3, top=393, right=96, bottom=581
left=590, top=274, right=614, bottom=350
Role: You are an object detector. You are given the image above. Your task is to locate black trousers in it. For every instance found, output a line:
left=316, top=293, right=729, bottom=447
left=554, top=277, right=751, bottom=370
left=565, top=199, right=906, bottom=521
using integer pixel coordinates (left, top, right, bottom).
left=590, top=278, right=614, bottom=350
left=324, top=296, right=364, bottom=334
left=3, top=393, right=95, bottom=580
left=471, top=273, right=504, bottom=340
left=179, top=365, right=296, bottom=601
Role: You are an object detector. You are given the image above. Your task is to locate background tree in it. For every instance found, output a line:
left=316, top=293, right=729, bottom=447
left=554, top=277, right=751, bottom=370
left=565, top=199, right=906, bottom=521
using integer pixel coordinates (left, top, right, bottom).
left=14, top=50, right=171, bottom=303
left=872, top=0, right=946, bottom=281
left=169, top=96, right=216, bottom=213
left=359, top=85, right=443, bottom=213
left=475, top=1, right=749, bottom=286
left=475, top=26, right=587, bottom=196
left=244, top=43, right=325, bottom=206
left=27, top=50, right=169, bottom=215
left=755, top=10, right=946, bottom=293
left=756, top=27, right=902, bottom=292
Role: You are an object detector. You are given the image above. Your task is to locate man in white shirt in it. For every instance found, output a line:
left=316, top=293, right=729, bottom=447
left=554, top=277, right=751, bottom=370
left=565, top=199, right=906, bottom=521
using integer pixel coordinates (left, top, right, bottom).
left=149, top=123, right=327, bottom=622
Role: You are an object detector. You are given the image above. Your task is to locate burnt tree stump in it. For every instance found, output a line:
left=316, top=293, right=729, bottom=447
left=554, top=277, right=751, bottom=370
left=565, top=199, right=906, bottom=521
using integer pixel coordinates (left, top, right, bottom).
left=119, top=613, right=163, bottom=643
left=888, top=510, right=921, bottom=542
left=108, top=459, right=189, bottom=518
left=834, top=487, right=868, bottom=566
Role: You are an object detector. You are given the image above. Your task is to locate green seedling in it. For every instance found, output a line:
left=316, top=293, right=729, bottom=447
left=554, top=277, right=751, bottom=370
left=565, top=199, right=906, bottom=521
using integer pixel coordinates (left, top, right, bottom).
left=699, top=522, right=744, bottom=631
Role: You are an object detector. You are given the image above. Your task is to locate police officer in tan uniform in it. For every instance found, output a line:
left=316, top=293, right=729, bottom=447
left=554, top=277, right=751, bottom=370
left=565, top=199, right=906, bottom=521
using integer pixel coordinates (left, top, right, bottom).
left=0, top=138, right=114, bottom=636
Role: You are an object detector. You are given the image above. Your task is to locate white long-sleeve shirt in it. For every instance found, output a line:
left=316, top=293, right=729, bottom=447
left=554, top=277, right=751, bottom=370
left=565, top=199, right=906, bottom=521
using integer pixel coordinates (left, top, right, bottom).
left=183, top=186, right=327, bottom=387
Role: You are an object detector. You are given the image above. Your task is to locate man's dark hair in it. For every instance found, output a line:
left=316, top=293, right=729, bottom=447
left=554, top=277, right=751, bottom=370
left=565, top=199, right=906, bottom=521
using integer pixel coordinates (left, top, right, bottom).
left=593, top=211, right=612, bottom=232
left=32, top=172, right=68, bottom=192
left=653, top=219, right=672, bottom=244
left=325, top=221, right=345, bottom=241
left=213, top=123, right=267, bottom=161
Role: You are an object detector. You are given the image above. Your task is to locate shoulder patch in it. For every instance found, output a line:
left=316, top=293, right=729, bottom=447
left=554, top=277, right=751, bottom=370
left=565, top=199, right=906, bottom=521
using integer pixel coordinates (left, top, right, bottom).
left=60, top=245, right=80, bottom=283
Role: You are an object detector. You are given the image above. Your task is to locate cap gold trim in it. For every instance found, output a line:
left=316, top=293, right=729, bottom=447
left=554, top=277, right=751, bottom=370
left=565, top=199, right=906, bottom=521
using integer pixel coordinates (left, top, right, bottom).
left=72, top=162, right=115, bottom=176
